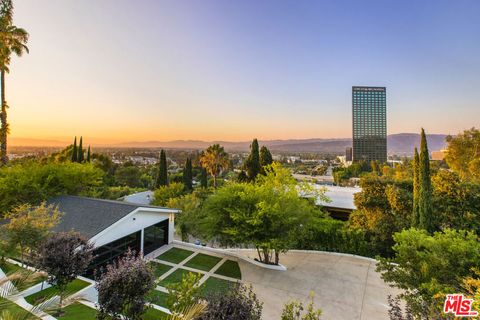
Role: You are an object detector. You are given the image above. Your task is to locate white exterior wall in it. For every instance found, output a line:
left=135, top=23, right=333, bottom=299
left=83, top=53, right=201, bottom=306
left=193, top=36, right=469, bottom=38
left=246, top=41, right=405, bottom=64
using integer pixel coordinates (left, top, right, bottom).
left=89, top=208, right=177, bottom=253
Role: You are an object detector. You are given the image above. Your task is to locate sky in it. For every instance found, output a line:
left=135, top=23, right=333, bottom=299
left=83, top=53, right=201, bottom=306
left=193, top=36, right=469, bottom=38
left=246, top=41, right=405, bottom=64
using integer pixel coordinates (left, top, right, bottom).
left=7, top=0, right=480, bottom=144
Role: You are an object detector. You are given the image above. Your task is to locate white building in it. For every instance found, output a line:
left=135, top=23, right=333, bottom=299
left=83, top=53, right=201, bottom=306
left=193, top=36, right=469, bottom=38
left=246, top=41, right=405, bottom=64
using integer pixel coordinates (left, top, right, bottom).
left=48, top=195, right=178, bottom=275
left=314, top=185, right=361, bottom=220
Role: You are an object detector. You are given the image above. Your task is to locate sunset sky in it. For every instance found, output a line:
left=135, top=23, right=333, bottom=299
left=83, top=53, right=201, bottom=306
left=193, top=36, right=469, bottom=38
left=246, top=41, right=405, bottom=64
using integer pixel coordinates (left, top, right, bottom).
left=7, top=0, right=480, bottom=145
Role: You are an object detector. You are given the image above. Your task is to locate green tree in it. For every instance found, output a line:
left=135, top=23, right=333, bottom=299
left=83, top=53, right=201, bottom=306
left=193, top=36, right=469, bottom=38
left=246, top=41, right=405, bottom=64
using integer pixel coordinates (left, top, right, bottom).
left=71, top=137, right=78, bottom=162
left=0, top=0, right=29, bottom=165
left=77, top=136, right=84, bottom=162
left=200, top=167, right=208, bottom=188
left=349, top=175, right=413, bottom=257
left=167, top=189, right=211, bottom=241
left=4, top=202, right=62, bottom=265
left=152, top=182, right=185, bottom=206
left=445, top=127, right=480, bottom=181
left=431, top=170, right=480, bottom=231
left=259, top=145, right=273, bottom=169
left=412, top=147, right=420, bottom=227
left=183, top=158, right=193, bottom=191
left=166, top=272, right=202, bottom=314
left=0, top=161, right=104, bottom=212
left=197, top=163, right=324, bottom=265
left=281, top=292, right=322, bottom=320
left=115, top=164, right=142, bottom=188
left=418, top=128, right=434, bottom=233
left=155, top=149, right=168, bottom=187
left=245, top=138, right=261, bottom=181
left=199, top=144, right=229, bottom=188
left=377, top=228, right=480, bottom=318
left=86, top=145, right=91, bottom=162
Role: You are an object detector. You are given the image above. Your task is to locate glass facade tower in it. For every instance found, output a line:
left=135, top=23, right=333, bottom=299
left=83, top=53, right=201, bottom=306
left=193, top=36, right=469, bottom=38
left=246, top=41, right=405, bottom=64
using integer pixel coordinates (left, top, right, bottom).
left=352, top=86, right=387, bottom=163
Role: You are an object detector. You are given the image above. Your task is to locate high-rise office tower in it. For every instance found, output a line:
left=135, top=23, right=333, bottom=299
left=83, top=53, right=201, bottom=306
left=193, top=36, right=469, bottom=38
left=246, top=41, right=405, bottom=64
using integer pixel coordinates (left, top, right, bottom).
left=352, top=86, right=387, bottom=163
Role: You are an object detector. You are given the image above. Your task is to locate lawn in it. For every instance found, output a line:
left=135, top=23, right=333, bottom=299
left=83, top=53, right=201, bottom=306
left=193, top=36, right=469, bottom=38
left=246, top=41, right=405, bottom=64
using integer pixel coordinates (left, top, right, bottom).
left=148, top=262, right=173, bottom=278
left=55, top=303, right=168, bottom=320
left=146, top=289, right=169, bottom=307
left=24, top=279, right=91, bottom=305
left=0, top=261, right=48, bottom=291
left=156, top=247, right=194, bottom=264
left=214, top=260, right=242, bottom=279
left=200, top=276, right=235, bottom=297
left=0, top=297, right=37, bottom=318
left=57, top=303, right=97, bottom=320
left=159, top=268, right=201, bottom=287
left=143, top=307, right=168, bottom=320
left=184, top=253, right=222, bottom=272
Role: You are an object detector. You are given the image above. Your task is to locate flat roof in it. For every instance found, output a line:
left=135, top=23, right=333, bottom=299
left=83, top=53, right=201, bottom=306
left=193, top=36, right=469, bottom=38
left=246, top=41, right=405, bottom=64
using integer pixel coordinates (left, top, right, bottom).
left=314, top=185, right=360, bottom=210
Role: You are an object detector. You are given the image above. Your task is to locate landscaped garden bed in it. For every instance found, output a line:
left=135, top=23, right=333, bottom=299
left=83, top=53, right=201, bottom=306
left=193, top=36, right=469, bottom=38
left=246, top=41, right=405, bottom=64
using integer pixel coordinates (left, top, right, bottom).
left=57, top=303, right=97, bottom=320
left=0, top=297, right=38, bottom=319
left=24, top=278, right=91, bottom=305
left=0, top=261, right=47, bottom=291
left=148, top=261, right=173, bottom=278
left=214, top=259, right=242, bottom=279
left=200, top=276, right=235, bottom=297
left=156, top=247, right=194, bottom=264
left=146, top=289, right=169, bottom=307
left=184, top=253, right=222, bottom=272
left=159, top=268, right=201, bottom=287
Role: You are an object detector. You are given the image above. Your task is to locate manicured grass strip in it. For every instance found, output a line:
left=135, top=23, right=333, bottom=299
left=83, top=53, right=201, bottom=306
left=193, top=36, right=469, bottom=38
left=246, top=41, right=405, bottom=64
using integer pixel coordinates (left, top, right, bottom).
left=156, top=248, right=194, bottom=264
left=214, top=260, right=242, bottom=279
left=184, top=253, right=222, bottom=272
left=148, top=262, right=172, bottom=278
left=146, top=289, right=169, bottom=307
left=0, top=297, right=38, bottom=319
left=143, top=307, right=168, bottom=320
left=159, top=269, right=200, bottom=287
left=0, top=261, right=47, bottom=291
left=57, top=303, right=97, bottom=320
left=0, top=261, right=23, bottom=274
left=200, top=276, right=235, bottom=297
left=24, top=279, right=91, bottom=305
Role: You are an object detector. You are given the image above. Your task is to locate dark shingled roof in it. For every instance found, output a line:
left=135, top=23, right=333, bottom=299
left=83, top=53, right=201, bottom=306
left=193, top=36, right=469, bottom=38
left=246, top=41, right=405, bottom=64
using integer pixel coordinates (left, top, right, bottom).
left=47, top=195, right=157, bottom=239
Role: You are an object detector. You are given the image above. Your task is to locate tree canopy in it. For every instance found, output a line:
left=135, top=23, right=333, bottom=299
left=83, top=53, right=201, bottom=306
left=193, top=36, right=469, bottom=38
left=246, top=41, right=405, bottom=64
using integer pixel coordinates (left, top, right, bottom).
left=445, top=127, right=480, bottom=181
left=196, top=163, right=326, bottom=264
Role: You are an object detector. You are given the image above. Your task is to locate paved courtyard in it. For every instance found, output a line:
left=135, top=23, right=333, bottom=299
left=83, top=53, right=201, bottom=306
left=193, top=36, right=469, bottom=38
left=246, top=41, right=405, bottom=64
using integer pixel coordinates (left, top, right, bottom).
left=234, top=250, right=400, bottom=320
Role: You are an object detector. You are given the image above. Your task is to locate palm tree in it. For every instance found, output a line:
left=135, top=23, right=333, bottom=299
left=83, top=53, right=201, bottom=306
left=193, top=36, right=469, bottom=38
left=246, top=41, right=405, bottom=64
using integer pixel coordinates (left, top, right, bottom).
left=0, top=0, right=29, bottom=165
left=199, top=144, right=229, bottom=188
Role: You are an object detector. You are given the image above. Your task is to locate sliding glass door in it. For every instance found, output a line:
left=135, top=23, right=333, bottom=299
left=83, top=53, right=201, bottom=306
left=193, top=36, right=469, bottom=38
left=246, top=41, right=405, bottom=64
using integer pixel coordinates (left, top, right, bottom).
left=143, top=219, right=169, bottom=255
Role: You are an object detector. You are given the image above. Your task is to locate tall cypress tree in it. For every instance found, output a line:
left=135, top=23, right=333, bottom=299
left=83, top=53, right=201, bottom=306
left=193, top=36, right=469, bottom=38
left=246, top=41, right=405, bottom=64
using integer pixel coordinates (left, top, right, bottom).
left=245, top=138, right=261, bottom=181
left=260, top=146, right=273, bottom=167
left=71, top=137, right=77, bottom=162
left=86, top=145, right=91, bottom=162
left=412, top=147, right=420, bottom=227
left=77, top=136, right=84, bottom=162
left=200, top=167, right=208, bottom=188
left=183, top=158, right=193, bottom=191
left=156, top=149, right=168, bottom=187
left=418, top=128, right=434, bottom=232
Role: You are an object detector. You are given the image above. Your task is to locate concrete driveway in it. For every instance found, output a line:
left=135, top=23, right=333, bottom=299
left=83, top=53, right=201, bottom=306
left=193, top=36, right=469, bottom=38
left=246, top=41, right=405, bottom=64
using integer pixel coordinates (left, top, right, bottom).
left=236, top=250, right=399, bottom=320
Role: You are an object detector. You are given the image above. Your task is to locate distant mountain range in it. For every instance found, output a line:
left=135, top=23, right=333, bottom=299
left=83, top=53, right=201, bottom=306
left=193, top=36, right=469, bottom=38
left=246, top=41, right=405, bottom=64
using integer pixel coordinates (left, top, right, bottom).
left=10, top=133, right=449, bottom=156
left=114, top=134, right=448, bottom=155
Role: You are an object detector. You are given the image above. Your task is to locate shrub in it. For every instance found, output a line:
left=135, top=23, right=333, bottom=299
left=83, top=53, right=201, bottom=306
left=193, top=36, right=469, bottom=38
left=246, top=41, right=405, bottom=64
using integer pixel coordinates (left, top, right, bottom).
left=96, top=250, right=155, bottom=320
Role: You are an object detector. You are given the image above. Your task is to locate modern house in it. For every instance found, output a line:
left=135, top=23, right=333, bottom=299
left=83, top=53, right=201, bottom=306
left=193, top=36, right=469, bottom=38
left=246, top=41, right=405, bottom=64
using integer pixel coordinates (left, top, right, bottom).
left=314, top=185, right=360, bottom=220
left=47, top=195, right=178, bottom=274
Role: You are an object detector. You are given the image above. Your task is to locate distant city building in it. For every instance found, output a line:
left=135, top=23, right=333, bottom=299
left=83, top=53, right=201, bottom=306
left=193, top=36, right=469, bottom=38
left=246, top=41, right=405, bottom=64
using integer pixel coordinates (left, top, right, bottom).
left=345, top=147, right=353, bottom=162
left=431, top=149, right=447, bottom=161
left=352, top=86, right=387, bottom=163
